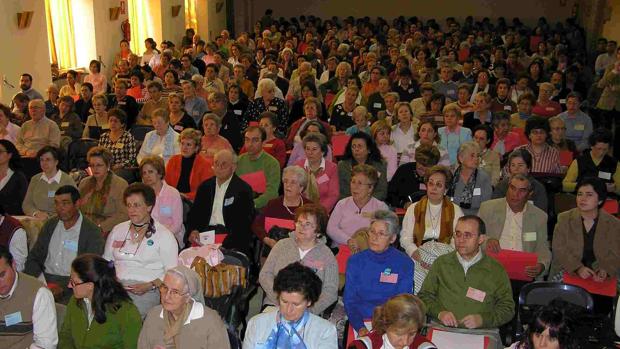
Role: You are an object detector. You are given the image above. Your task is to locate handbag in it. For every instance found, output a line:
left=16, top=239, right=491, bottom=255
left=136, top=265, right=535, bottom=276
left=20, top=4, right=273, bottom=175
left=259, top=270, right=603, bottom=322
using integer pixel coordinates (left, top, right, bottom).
left=191, top=256, right=247, bottom=298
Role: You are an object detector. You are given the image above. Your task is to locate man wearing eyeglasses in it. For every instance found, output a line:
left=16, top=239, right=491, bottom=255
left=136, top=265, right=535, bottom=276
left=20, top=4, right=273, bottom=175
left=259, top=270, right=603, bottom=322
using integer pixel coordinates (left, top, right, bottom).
left=0, top=246, right=58, bottom=348
left=418, top=215, right=514, bottom=349
left=23, top=185, right=104, bottom=304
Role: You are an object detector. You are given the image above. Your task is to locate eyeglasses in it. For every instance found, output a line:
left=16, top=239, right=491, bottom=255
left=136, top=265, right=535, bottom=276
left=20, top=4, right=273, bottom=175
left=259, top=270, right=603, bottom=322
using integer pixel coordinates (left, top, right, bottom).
left=159, top=284, right=188, bottom=298
left=126, top=202, right=146, bottom=209
left=69, top=279, right=88, bottom=288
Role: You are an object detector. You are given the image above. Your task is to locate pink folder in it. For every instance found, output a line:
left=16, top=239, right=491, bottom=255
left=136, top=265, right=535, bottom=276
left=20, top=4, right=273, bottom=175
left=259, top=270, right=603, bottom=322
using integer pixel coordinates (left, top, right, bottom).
left=486, top=249, right=538, bottom=281
left=264, top=217, right=295, bottom=233
left=331, top=134, right=351, bottom=157
left=563, top=272, right=617, bottom=297
left=559, top=151, right=573, bottom=167
left=240, top=171, right=267, bottom=193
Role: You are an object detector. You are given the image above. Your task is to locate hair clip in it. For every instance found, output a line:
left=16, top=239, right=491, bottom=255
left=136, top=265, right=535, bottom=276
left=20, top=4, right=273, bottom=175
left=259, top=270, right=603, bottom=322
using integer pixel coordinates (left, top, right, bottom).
left=107, top=260, right=115, bottom=269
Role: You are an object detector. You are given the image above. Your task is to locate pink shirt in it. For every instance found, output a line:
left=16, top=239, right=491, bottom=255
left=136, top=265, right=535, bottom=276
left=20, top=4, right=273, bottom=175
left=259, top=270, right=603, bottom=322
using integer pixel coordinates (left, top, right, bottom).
left=201, top=135, right=233, bottom=160
left=84, top=73, right=108, bottom=95
left=152, top=181, right=184, bottom=246
left=378, top=143, right=398, bottom=181
left=295, top=158, right=340, bottom=212
left=326, top=196, right=389, bottom=245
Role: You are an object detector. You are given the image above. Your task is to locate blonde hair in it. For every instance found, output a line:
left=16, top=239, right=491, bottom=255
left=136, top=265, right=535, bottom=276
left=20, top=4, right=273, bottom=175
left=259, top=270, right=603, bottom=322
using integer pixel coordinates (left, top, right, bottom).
left=371, top=294, right=427, bottom=335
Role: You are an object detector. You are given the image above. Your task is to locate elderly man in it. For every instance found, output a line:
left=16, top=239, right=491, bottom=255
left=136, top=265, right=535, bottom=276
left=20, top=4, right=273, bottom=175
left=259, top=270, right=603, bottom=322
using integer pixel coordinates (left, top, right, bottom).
left=478, top=174, right=550, bottom=279
left=181, top=80, right=208, bottom=126
left=286, top=61, right=321, bottom=103
left=418, top=216, right=514, bottom=349
left=15, top=99, right=61, bottom=157
left=23, top=185, right=104, bottom=304
left=0, top=246, right=57, bottom=348
left=186, top=149, right=255, bottom=255
left=236, top=126, right=281, bottom=209
left=432, top=65, right=458, bottom=103
left=207, top=92, right=243, bottom=151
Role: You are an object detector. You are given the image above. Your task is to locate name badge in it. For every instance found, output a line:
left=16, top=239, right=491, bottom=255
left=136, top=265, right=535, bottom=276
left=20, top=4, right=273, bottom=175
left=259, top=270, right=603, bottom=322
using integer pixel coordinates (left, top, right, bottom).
left=112, top=240, right=124, bottom=248
left=574, top=124, right=585, bottom=131
left=408, top=88, right=414, bottom=93
left=380, top=269, right=398, bottom=283
left=173, top=124, right=183, bottom=131
left=4, top=312, right=22, bottom=327
left=234, top=109, right=242, bottom=115
left=373, top=103, right=382, bottom=108
left=114, top=143, right=124, bottom=149
left=419, top=183, right=427, bottom=190
left=545, top=107, right=555, bottom=111
left=316, top=174, right=329, bottom=184
left=304, top=259, right=325, bottom=271
left=598, top=171, right=612, bottom=180
left=268, top=106, right=278, bottom=112
left=160, top=206, right=172, bottom=216
left=263, top=143, right=273, bottom=148
left=63, top=240, right=78, bottom=252
left=473, top=187, right=481, bottom=196
left=347, top=112, right=353, bottom=117
left=559, top=99, right=567, bottom=104
left=224, top=197, right=234, bottom=206
left=503, top=105, right=512, bottom=111
left=524, top=232, right=537, bottom=242
left=61, top=122, right=70, bottom=127
left=466, top=287, right=486, bottom=302
left=48, top=190, right=56, bottom=198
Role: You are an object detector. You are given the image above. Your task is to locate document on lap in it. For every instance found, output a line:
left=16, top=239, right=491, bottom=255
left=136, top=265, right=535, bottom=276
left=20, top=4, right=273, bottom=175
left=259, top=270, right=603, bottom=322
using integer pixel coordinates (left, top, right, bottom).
left=240, top=171, right=267, bottom=193
left=486, top=249, right=538, bottom=281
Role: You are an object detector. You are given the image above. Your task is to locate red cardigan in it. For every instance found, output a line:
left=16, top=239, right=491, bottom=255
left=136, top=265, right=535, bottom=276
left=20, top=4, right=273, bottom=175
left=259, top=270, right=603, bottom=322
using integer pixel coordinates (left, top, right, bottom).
left=165, top=154, right=214, bottom=201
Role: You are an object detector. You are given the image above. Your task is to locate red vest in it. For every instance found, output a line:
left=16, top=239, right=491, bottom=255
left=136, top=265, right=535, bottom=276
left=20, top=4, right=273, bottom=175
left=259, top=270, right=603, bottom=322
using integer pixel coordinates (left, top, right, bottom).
left=0, top=215, right=23, bottom=248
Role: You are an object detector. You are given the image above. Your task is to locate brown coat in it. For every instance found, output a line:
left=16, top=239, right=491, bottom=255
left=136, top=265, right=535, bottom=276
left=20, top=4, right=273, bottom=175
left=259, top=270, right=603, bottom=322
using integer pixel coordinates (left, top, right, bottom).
left=550, top=208, right=620, bottom=278
left=596, top=68, right=620, bottom=111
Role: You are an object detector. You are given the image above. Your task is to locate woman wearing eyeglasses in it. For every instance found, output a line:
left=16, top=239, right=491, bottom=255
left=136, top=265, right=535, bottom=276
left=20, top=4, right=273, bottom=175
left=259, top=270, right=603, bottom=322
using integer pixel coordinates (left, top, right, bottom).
left=138, top=265, right=230, bottom=349
left=103, top=183, right=178, bottom=318
left=59, top=254, right=142, bottom=349
left=259, top=203, right=338, bottom=316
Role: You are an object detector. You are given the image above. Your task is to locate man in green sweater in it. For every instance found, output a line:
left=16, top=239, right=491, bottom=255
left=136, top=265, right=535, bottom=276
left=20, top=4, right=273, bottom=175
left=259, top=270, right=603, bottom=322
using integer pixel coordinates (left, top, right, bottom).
left=236, top=126, right=281, bottom=209
left=418, top=215, right=514, bottom=347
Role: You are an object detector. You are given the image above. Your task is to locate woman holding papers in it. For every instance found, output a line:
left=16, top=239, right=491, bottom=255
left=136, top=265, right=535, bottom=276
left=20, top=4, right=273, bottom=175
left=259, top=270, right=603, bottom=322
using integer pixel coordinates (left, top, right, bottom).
left=103, top=183, right=178, bottom=318
left=550, top=177, right=620, bottom=282
left=259, top=203, right=338, bottom=315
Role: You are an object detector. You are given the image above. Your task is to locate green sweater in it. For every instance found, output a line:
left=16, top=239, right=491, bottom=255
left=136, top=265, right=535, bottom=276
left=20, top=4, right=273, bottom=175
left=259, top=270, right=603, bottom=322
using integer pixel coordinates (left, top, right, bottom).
left=59, top=297, right=142, bottom=349
left=235, top=151, right=281, bottom=209
left=418, top=251, right=515, bottom=329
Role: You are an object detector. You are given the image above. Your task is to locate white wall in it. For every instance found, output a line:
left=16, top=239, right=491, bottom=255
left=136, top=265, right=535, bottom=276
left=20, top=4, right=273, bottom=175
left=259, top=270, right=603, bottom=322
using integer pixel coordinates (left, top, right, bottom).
left=0, top=0, right=51, bottom=104
left=72, top=0, right=97, bottom=69
left=92, top=0, right=129, bottom=78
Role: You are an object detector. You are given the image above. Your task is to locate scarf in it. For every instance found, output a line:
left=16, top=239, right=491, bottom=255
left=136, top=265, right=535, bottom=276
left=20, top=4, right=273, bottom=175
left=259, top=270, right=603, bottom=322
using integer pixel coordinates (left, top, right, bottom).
left=413, top=196, right=455, bottom=246
left=80, top=172, right=113, bottom=220
left=450, top=166, right=477, bottom=206
left=163, top=301, right=192, bottom=349
left=304, top=165, right=322, bottom=204
left=261, top=310, right=310, bottom=349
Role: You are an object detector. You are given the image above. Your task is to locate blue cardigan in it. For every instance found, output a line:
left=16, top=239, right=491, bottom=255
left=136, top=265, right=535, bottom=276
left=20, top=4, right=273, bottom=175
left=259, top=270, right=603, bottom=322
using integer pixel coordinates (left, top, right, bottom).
left=344, top=246, right=414, bottom=332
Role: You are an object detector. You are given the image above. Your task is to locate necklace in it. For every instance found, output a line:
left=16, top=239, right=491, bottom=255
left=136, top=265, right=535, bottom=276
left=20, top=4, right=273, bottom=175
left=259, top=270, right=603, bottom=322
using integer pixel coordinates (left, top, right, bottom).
left=283, top=196, right=303, bottom=215
left=428, top=204, right=441, bottom=236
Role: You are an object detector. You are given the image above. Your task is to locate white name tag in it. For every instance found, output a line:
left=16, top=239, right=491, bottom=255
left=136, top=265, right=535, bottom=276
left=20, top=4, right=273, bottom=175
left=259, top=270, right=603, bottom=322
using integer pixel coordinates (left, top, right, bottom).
left=199, top=230, right=215, bottom=245
left=524, top=232, right=537, bottom=242
left=598, top=171, right=612, bottom=180
left=559, top=99, right=566, bottom=104
left=503, top=105, right=512, bottom=111
left=447, top=89, right=455, bottom=95
left=234, top=109, right=242, bottom=115
left=574, top=124, right=585, bottom=131
left=473, top=187, right=481, bottom=196
left=373, top=103, right=382, bottom=108
left=224, top=197, right=234, bottom=206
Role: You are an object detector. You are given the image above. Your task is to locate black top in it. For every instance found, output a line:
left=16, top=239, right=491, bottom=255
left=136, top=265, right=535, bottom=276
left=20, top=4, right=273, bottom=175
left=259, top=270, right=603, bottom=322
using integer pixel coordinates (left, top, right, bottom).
left=581, top=218, right=598, bottom=269
left=329, top=104, right=357, bottom=131
left=0, top=170, right=28, bottom=215
left=170, top=112, right=197, bottom=134
left=289, top=99, right=329, bottom=126
left=177, top=155, right=195, bottom=194
left=463, top=111, right=493, bottom=130
left=387, top=162, right=426, bottom=208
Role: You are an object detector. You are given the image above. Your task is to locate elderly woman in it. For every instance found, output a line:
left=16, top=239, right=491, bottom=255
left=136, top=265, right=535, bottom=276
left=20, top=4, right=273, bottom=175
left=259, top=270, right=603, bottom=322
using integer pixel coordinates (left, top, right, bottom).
left=79, top=146, right=128, bottom=232
left=548, top=116, right=578, bottom=157
left=253, top=166, right=309, bottom=248
left=0, top=103, right=20, bottom=143
left=0, top=140, right=28, bottom=215
left=338, top=132, right=388, bottom=201
left=400, top=120, right=450, bottom=166
left=289, top=82, right=328, bottom=125
left=168, top=93, right=196, bottom=133
left=98, top=108, right=138, bottom=178
left=472, top=125, right=502, bottom=186
left=513, top=116, right=561, bottom=174
left=247, top=263, right=338, bottom=349
left=59, top=254, right=142, bottom=348
left=388, top=144, right=441, bottom=208
left=490, top=112, right=522, bottom=156
left=330, top=85, right=360, bottom=132
left=448, top=141, right=493, bottom=215
left=549, top=177, right=620, bottom=282
left=259, top=203, right=339, bottom=315
left=103, top=183, right=178, bottom=317
left=344, top=210, right=414, bottom=337
left=139, top=266, right=230, bottom=349
left=328, top=164, right=389, bottom=246
left=136, top=81, right=168, bottom=126
left=245, top=78, right=289, bottom=137
left=563, top=128, right=620, bottom=195
left=22, top=146, right=76, bottom=219
left=463, top=91, right=493, bottom=130
left=201, top=113, right=234, bottom=161
left=294, top=132, right=340, bottom=212
left=532, top=82, right=562, bottom=118
left=438, top=106, right=472, bottom=165
left=372, top=120, right=397, bottom=181
left=287, top=121, right=334, bottom=166
left=400, top=165, right=464, bottom=290
left=493, top=149, right=549, bottom=211
left=83, top=94, right=110, bottom=139
left=287, top=96, right=331, bottom=149
left=165, top=128, right=213, bottom=201
left=140, top=156, right=184, bottom=247
left=137, top=108, right=180, bottom=165
left=349, top=294, right=435, bottom=349
left=390, top=102, right=418, bottom=156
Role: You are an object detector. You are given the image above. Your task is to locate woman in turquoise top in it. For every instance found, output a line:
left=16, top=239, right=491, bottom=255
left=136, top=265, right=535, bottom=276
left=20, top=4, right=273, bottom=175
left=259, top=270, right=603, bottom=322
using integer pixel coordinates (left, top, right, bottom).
left=59, top=254, right=142, bottom=349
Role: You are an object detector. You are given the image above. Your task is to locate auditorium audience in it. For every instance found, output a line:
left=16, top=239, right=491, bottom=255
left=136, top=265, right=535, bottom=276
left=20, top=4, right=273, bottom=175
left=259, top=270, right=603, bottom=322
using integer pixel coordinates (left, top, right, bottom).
left=448, top=141, right=493, bottom=215
left=338, top=132, right=388, bottom=200
left=83, top=94, right=110, bottom=139
left=0, top=139, right=28, bottom=215
left=15, top=99, right=61, bottom=157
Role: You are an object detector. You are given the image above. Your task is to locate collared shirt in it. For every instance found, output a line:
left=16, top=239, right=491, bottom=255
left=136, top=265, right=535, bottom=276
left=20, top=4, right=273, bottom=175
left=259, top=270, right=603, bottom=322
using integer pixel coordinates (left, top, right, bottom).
left=44, top=214, right=83, bottom=276
left=2, top=273, right=58, bottom=349
left=499, top=203, right=525, bottom=251
left=0, top=168, right=14, bottom=191
left=439, top=126, right=471, bottom=165
left=303, top=157, right=326, bottom=172
left=456, top=249, right=483, bottom=275
left=40, top=170, right=62, bottom=185
left=209, top=176, right=232, bottom=227
left=382, top=333, right=409, bottom=349
left=390, top=123, right=417, bottom=154
left=558, top=110, right=593, bottom=151
left=519, top=143, right=561, bottom=174
left=158, top=299, right=204, bottom=324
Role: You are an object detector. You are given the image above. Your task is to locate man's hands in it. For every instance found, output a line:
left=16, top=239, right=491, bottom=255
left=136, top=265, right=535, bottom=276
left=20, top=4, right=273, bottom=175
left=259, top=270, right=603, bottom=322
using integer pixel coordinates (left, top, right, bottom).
left=525, top=263, right=544, bottom=278
left=439, top=311, right=483, bottom=329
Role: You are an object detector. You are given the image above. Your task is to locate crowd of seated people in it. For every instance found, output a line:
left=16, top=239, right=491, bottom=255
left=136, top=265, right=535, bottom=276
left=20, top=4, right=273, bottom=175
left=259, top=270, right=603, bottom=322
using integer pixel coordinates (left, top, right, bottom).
left=1, top=11, right=620, bottom=349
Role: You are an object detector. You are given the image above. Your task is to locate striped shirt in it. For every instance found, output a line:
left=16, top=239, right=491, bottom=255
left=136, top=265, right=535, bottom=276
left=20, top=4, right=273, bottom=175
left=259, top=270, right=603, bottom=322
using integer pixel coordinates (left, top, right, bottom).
left=517, top=143, right=561, bottom=174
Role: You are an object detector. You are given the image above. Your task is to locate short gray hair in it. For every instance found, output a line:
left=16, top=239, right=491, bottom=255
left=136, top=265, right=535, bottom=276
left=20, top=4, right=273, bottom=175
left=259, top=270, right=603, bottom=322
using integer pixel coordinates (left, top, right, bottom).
left=257, top=78, right=276, bottom=96
left=457, top=141, right=480, bottom=159
left=509, top=173, right=533, bottom=192
left=370, top=210, right=400, bottom=236
left=282, top=165, right=308, bottom=188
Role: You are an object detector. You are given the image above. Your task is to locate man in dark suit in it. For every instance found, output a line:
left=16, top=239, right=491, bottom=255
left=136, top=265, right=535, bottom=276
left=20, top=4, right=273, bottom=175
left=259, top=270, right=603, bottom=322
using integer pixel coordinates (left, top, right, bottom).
left=208, top=92, right=243, bottom=151
left=23, top=185, right=104, bottom=304
left=74, top=82, right=94, bottom=123
left=186, top=149, right=255, bottom=255
left=107, top=79, right=140, bottom=128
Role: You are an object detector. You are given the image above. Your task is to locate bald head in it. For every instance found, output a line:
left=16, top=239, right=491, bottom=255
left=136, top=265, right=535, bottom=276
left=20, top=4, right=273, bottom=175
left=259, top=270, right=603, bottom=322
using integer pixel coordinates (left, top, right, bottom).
left=28, top=99, right=45, bottom=121
left=213, top=149, right=237, bottom=183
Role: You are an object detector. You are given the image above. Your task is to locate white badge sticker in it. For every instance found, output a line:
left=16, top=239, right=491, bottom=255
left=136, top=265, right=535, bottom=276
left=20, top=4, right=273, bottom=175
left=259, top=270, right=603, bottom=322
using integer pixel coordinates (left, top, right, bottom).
left=473, top=187, right=481, bottom=196
left=234, top=109, right=242, bottom=115
left=598, top=171, right=612, bottom=180
left=503, top=105, right=512, bottom=111
left=574, top=124, right=585, bottom=131
left=373, top=103, right=382, bottom=108
left=559, top=99, right=566, bottom=104
left=224, top=196, right=235, bottom=206
left=524, top=232, right=537, bottom=242
left=199, top=230, right=215, bottom=245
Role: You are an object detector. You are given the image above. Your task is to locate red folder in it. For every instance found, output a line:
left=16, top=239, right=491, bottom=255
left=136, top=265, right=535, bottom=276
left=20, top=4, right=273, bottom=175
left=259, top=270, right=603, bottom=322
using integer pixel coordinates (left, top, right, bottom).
left=394, top=207, right=406, bottom=216
left=563, top=272, right=617, bottom=297
left=428, top=328, right=490, bottom=349
left=331, top=134, right=351, bottom=157
left=559, top=151, right=573, bottom=167
left=336, top=244, right=352, bottom=274
left=602, top=199, right=619, bottom=215
left=264, top=217, right=295, bottom=233
left=486, top=249, right=538, bottom=281
left=239, top=171, right=267, bottom=193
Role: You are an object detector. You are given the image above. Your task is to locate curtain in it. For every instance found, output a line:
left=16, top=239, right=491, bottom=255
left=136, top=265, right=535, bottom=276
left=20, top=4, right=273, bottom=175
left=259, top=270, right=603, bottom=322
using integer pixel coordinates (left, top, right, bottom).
left=185, top=0, right=198, bottom=32
left=45, top=0, right=77, bottom=69
left=127, top=0, right=155, bottom=55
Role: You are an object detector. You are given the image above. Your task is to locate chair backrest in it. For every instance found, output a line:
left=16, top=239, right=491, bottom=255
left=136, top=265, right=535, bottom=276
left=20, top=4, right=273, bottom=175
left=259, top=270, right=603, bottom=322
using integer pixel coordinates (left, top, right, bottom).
left=554, top=193, right=577, bottom=215
left=67, top=138, right=98, bottom=171
left=130, top=125, right=154, bottom=142
left=519, top=281, right=594, bottom=311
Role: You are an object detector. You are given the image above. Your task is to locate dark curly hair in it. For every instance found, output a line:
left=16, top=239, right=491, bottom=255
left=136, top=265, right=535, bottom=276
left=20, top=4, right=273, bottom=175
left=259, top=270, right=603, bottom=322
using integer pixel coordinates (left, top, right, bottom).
left=525, top=116, right=549, bottom=137
left=273, top=262, right=322, bottom=305
left=342, top=131, right=383, bottom=164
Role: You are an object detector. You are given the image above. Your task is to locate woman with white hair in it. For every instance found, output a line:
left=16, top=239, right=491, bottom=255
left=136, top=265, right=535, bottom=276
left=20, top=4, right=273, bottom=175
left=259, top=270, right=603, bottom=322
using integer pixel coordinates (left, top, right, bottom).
left=245, top=78, right=289, bottom=137
left=447, top=141, right=493, bottom=215
left=138, top=265, right=230, bottom=349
